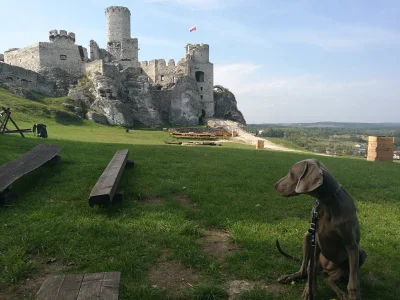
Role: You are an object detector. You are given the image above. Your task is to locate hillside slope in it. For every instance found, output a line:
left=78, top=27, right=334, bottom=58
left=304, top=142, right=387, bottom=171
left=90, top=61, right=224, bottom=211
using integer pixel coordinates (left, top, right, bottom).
left=0, top=88, right=399, bottom=300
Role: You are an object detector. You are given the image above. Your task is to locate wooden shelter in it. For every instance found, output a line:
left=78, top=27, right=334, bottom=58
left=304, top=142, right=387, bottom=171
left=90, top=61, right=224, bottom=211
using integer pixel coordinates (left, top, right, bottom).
left=367, top=136, right=394, bottom=162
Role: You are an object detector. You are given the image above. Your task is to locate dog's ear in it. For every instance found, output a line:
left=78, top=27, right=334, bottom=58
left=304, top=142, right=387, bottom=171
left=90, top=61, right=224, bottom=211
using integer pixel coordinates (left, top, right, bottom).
left=295, top=160, right=323, bottom=193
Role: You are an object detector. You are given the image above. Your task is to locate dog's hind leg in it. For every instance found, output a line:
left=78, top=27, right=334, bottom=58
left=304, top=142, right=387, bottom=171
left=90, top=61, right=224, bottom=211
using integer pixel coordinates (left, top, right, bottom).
left=278, top=232, right=311, bottom=284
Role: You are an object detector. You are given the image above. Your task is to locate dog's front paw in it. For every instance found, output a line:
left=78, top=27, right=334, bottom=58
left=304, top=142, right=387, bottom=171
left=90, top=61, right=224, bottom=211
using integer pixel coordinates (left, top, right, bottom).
left=302, top=285, right=316, bottom=300
left=335, top=290, right=348, bottom=300
left=347, top=289, right=360, bottom=300
left=278, top=271, right=304, bottom=284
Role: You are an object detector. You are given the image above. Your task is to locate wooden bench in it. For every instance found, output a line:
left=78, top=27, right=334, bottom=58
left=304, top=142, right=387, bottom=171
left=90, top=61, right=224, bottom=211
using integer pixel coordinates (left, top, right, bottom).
left=0, top=144, right=62, bottom=205
left=89, top=149, right=133, bottom=207
left=36, top=272, right=120, bottom=300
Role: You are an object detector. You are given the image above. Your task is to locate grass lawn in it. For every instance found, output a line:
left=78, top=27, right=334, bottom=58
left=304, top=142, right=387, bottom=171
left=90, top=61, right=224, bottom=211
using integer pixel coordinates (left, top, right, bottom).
left=1, top=88, right=400, bottom=299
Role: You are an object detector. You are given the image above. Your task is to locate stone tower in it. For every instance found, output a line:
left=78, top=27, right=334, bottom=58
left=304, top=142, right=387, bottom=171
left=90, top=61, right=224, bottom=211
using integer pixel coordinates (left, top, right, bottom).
left=106, top=6, right=131, bottom=44
left=186, top=44, right=214, bottom=118
left=105, top=6, right=138, bottom=67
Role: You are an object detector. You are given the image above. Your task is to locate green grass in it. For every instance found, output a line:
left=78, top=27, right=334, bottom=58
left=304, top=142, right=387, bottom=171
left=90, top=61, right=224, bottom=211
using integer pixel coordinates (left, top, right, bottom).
left=263, top=137, right=306, bottom=151
left=1, top=88, right=400, bottom=299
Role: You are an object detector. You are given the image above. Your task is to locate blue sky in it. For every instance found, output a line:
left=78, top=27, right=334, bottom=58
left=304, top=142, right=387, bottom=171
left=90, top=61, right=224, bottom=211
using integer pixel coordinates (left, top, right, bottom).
left=1, top=0, right=399, bottom=123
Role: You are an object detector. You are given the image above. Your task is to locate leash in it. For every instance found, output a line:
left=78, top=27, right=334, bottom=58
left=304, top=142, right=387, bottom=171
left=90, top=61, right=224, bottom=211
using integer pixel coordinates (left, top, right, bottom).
left=308, top=199, right=319, bottom=300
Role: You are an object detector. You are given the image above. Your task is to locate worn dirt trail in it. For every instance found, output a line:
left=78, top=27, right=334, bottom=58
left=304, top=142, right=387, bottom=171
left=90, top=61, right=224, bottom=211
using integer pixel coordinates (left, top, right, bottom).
left=208, top=119, right=300, bottom=152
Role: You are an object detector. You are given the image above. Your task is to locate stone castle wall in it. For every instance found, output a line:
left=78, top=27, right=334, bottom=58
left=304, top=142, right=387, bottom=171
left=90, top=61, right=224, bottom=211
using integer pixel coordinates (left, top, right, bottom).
left=4, top=44, right=41, bottom=72
left=0, top=62, right=41, bottom=90
left=0, top=63, right=77, bottom=96
left=140, top=59, right=186, bottom=85
left=38, top=42, right=86, bottom=76
left=4, top=38, right=87, bottom=77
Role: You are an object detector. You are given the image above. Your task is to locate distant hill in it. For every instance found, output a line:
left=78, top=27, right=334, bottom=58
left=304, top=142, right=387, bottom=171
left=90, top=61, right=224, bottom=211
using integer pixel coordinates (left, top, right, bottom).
left=247, top=122, right=400, bottom=130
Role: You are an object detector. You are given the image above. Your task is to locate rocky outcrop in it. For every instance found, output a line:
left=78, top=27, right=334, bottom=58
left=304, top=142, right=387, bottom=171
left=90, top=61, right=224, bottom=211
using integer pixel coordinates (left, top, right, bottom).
left=213, top=85, right=246, bottom=125
left=87, top=66, right=164, bottom=128
left=0, top=82, right=35, bottom=100
left=37, top=67, right=79, bottom=96
left=169, top=76, right=202, bottom=126
left=86, top=111, right=108, bottom=124
left=0, top=61, right=246, bottom=128
left=67, top=78, right=94, bottom=107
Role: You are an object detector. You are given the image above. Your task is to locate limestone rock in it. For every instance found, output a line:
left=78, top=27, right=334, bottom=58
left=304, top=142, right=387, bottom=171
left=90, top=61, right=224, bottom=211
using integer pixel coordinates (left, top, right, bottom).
left=37, top=67, right=79, bottom=97
left=169, top=76, right=202, bottom=126
left=0, top=83, right=34, bottom=100
left=62, top=102, right=75, bottom=111
left=74, top=107, right=84, bottom=117
left=88, top=66, right=164, bottom=128
left=68, top=84, right=94, bottom=107
left=213, top=85, right=246, bottom=125
left=86, top=111, right=108, bottom=124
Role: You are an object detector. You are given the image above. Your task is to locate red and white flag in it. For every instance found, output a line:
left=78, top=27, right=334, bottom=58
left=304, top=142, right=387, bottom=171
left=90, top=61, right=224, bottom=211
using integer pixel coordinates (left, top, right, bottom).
left=189, top=25, right=197, bottom=32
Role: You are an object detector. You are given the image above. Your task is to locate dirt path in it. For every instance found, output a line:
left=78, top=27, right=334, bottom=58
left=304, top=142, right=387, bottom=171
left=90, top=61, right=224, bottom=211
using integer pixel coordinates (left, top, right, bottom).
left=208, top=119, right=300, bottom=152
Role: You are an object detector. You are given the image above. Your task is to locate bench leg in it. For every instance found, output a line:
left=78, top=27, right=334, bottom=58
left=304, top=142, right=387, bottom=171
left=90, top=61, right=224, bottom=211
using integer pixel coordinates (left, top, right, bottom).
left=46, top=155, right=62, bottom=165
left=113, top=191, right=124, bottom=204
left=0, top=188, right=17, bottom=206
left=125, top=160, right=134, bottom=168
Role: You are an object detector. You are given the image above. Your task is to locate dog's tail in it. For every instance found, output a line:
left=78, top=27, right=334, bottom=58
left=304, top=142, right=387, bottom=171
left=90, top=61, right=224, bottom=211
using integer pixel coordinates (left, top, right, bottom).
left=276, top=240, right=302, bottom=264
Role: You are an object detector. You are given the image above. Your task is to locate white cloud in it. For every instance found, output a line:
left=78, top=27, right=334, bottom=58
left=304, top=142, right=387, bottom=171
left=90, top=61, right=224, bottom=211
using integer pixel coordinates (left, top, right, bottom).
left=214, top=64, right=400, bottom=123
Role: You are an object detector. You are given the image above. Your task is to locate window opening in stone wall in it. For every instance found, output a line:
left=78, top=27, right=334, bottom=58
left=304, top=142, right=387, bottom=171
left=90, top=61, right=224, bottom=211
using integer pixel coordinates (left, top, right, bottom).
left=200, top=87, right=203, bottom=91
left=161, top=75, right=164, bottom=81
left=60, top=55, right=67, bottom=60
left=195, top=71, right=204, bottom=82
left=201, top=95, right=203, bottom=99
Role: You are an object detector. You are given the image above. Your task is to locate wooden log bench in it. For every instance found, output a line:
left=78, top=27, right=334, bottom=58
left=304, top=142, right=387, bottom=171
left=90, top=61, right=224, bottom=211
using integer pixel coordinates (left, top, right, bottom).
left=36, top=272, right=121, bottom=300
left=89, top=149, right=133, bottom=207
left=0, top=144, right=62, bottom=205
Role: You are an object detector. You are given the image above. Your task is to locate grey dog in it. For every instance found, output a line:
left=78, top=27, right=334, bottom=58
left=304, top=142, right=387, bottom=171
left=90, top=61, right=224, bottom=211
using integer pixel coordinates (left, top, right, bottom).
left=274, top=159, right=366, bottom=300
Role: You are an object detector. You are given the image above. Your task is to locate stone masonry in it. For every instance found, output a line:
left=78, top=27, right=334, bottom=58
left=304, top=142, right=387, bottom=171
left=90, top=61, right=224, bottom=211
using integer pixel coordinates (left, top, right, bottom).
left=1, top=5, right=245, bottom=127
left=4, top=30, right=88, bottom=77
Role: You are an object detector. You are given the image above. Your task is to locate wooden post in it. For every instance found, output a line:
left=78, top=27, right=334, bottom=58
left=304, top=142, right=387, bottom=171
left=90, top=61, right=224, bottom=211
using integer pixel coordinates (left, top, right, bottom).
left=256, top=140, right=264, bottom=149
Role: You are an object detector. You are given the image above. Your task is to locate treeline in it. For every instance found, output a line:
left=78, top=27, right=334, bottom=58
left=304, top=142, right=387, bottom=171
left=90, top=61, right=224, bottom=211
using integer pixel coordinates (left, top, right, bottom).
left=246, top=125, right=400, bottom=154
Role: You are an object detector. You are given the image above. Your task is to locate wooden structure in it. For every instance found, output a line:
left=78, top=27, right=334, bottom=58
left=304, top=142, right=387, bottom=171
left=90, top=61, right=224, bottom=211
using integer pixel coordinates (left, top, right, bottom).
left=0, top=144, right=61, bottom=204
left=183, top=141, right=222, bottom=146
left=169, top=127, right=236, bottom=140
left=165, top=141, right=183, bottom=145
left=256, top=140, right=264, bottom=149
left=0, top=107, right=32, bottom=137
left=171, top=131, right=218, bottom=139
left=89, top=149, right=133, bottom=207
left=36, top=272, right=120, bottom=300
left=367, top=136, right=394, bottom=162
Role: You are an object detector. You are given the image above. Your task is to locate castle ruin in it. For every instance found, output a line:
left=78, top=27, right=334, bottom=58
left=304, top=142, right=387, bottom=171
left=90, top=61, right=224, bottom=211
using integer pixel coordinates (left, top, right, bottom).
left=0, top=6, right=245, bottom=126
